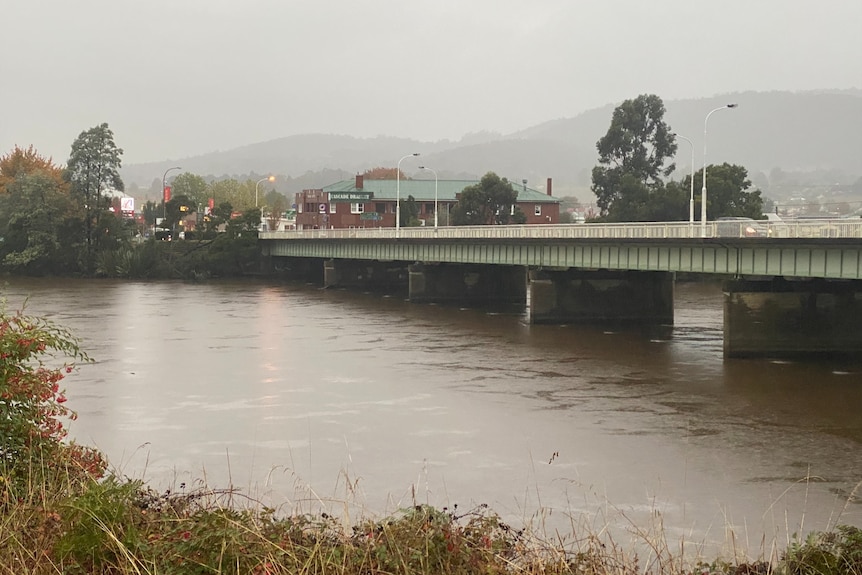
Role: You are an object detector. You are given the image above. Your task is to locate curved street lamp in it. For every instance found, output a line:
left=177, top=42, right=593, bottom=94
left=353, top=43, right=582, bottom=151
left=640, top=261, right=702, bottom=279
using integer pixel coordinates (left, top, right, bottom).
left=396, top=153, right=420, bottom=236
left=418, top=166, right=438, bottom=228
left=701, top=104, right=738, bottom=237
left=255, top=175, right=276, bottom=208
left=672, top=133, right=695, bottom=233
left=160, top=166, right=182, bottom=233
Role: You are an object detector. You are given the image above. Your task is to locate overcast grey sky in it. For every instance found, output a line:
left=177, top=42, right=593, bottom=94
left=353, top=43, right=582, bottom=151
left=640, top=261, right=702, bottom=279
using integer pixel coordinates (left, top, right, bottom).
left=2, top=0, right=860, bottom=165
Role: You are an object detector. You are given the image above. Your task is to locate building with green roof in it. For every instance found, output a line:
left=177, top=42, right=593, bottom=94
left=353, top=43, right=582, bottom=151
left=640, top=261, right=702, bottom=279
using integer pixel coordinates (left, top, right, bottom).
left=294, top=174, right=560, bottom=229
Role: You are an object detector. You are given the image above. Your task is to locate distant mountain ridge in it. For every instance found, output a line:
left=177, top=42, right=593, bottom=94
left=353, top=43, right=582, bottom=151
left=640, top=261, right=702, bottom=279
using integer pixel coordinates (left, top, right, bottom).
left=121, top=90, right=862, bottom=199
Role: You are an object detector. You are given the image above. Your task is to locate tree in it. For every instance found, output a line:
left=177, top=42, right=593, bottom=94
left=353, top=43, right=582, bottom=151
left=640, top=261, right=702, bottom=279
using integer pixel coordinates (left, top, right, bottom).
left=170, top=173, right=209, bottom=207
left=0, top=172, right=78, bottom=274
left=209, top=179, right=246, bottom=212
left=1, top=145, right=67, bottom=196
left=0, top=148, right=80, bottom=274
left=591, top=94, right=677, bottom=218
left=399, top=195, right=420, bottom=227
left=698, top=163, right=763, bottom=219
left=265, top=193, right=288, bottom=231
left=363, top=167, right=399, bottom=179
left=164, top=194, right=195, bottom=233
left=450, top=172, right=519, bottom=226
left=65, top=123, right=124, bottom=268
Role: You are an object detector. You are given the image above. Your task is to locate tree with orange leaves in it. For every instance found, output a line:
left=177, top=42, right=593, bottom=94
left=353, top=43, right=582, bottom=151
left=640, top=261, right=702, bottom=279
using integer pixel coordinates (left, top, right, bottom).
left=0, top=145, right=68, bottom=196
left=363, top=167, right=402, bottom=180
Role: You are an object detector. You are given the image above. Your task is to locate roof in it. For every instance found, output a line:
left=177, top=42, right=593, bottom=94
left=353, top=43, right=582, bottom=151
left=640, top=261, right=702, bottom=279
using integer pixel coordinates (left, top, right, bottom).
left=321, top=178, right=559, bottom=203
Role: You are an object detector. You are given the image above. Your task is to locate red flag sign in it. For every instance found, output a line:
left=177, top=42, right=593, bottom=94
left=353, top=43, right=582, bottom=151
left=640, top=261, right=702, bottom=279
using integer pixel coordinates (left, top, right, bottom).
left=163, top=186, right=171, bottom=203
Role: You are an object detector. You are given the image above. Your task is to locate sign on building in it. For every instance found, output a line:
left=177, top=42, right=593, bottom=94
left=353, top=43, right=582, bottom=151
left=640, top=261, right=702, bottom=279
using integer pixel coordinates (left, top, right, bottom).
left=329, top=191, right=374, bottom=202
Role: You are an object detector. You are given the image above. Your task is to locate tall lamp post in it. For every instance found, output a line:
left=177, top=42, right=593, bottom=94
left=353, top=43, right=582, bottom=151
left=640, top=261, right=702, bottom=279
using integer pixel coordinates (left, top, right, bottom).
left=396, top=153, right=420, bottom=237
left=701, top=103, right=738, bottom=237
left=160, top=166, right=181, bottom=235
left=673, top=133, right=695, bottom=233
left=255, top=175, right=275, bottom=208
left=418, top=165, right=438, bottom=228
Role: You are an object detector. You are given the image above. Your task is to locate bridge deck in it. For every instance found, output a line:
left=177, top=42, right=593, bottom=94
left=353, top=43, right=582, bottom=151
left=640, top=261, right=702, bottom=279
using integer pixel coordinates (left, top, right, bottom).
left=260, top=220, right=862, bottom=280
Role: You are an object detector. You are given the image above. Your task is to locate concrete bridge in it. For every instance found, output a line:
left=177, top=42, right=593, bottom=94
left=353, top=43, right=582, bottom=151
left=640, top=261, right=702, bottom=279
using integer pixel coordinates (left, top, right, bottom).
left=260, top=219, right=862, bottom=359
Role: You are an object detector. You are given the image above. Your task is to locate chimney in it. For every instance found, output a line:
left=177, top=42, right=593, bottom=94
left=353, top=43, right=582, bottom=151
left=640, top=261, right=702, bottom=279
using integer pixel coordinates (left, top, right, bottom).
left=355, top=173, right=364, bottom=189
left=546, top=177, right=553, bottom=196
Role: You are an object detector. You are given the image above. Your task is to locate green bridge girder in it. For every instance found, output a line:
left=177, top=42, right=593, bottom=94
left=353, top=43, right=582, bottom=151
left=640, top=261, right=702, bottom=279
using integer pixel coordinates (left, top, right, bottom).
left=261, top=237, right=862, bottom=280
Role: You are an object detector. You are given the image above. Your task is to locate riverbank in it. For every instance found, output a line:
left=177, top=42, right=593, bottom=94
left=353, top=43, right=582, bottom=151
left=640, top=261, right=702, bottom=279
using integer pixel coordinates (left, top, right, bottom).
left=3, top=466, right=860, bottom=574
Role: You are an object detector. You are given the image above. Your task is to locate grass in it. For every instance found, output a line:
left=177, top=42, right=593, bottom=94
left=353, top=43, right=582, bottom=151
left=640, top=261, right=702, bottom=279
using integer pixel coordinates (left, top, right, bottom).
left=1, top=459, right=860, bottom=574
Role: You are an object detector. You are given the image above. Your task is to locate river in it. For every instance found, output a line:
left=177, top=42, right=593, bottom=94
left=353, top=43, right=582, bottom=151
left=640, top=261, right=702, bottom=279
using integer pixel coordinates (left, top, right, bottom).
left=3, top=277, right=860, bottom=559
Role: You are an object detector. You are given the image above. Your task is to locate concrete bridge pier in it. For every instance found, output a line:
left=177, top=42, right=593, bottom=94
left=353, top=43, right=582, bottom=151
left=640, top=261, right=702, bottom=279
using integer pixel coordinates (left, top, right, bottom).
left=408, top=263, right=527, bottom=305
left=272, top=257, right=324, bottom=283
left=527, top=269, right=674, bottom=325
left=323, top=259, right=407, bottom=292
left=724, top=278, right=862, bottom=359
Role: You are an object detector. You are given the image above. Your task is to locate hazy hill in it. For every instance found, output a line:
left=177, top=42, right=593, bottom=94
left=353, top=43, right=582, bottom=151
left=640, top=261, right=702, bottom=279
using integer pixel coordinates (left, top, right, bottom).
left=122, top=90, right=862, bottom=201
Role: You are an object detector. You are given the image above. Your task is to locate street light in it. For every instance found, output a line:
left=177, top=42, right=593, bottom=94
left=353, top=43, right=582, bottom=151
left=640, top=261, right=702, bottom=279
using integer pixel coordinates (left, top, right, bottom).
left=418, top=165, right=438, bottom=228
left=396, top=153, right=419, bottom=236
left=701, top=104, right=738, bottom=237
left=160, top=166, right=181, bottom=235
left=672, top=133, right=695, bottom=232
left=255, top=175, right=276, bottom=208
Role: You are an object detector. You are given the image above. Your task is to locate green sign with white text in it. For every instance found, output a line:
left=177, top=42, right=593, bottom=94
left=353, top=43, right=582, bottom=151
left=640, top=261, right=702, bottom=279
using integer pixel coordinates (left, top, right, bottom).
left=329, top=191, right=374, bottom=202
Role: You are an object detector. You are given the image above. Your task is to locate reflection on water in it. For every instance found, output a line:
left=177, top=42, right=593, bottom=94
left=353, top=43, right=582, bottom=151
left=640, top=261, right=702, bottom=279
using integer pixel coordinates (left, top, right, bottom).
left=2, top=277, right=861, bottom=553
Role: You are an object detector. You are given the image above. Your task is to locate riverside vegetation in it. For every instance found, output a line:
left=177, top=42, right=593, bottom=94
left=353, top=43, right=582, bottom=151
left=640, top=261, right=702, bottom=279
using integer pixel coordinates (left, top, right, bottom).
left=1, top=301, right=861, bottom=574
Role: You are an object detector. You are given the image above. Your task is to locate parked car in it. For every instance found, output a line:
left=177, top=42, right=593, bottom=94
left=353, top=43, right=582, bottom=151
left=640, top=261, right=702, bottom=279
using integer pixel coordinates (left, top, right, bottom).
left=715, top=217, right=768, bottom=237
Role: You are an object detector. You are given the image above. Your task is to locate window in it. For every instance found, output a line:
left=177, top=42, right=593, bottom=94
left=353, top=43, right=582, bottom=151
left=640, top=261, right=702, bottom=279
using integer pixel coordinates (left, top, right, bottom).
left=351, top=203, right=364, bottom=214
left=376, top=203, right=387, bottom=214
left=534, top=204, right=542, bottom=216
left=329, top=203, right=336, bottom=213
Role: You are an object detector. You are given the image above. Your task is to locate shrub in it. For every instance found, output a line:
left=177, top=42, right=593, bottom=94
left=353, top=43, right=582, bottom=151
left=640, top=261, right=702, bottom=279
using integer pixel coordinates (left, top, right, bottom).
left=0, top=300, right=105, bottom=498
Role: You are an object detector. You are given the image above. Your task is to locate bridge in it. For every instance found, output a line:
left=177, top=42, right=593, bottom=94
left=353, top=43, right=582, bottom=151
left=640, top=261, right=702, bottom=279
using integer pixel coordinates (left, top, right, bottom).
left=260, top=219, right=862, bottom=359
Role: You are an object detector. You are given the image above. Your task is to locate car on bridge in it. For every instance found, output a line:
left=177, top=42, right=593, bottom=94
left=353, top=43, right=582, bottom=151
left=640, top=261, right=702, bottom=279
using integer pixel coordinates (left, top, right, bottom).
left=716, top=217, right=769, bottom=238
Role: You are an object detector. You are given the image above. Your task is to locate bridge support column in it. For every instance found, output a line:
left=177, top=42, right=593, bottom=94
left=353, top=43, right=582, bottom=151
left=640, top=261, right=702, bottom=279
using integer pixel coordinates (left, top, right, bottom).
left=527, top=269, right=674, bottom=325
left=324, top=259, right=407, bottom=292
left=724, top=278, right=862, bottom=359
left=271, top=257, right=324, bottom=283
left=408, top=263, right=527, bottom=305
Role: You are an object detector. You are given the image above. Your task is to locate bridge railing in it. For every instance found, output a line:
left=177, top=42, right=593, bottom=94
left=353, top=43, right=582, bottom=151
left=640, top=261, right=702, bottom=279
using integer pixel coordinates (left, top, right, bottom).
left=260, top=219, right=862, bottom=241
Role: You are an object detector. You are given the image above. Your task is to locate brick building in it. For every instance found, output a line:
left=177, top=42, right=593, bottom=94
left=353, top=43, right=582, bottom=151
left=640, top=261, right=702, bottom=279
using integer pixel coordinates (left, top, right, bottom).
left=294, top=175, right=560, bottom=230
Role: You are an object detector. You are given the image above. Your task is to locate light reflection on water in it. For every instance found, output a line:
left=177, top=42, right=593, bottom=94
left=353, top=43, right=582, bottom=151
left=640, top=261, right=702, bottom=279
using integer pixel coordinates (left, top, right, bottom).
left=2, top=277, right=861, bottom=554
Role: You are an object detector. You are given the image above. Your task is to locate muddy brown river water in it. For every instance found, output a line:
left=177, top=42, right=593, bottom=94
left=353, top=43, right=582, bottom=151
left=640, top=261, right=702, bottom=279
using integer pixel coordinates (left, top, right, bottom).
left=3, top=276, right=860, bottom=558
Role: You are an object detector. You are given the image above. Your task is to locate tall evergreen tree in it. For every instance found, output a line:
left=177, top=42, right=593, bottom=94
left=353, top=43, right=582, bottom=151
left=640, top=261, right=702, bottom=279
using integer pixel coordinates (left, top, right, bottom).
left=591, top=94, right=677, bottom=219
left=66, top=123, right=124, bottom=269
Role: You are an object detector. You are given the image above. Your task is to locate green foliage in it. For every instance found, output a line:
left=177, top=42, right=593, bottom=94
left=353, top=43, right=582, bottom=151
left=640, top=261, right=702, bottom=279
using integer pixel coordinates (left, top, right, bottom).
left=591, top=94, right=676, bottom=218
left=56, top=477, right=146, bottom=572
left=65, top=123, right=124, bottom=272
left=0, top=173, right=71, bottom=273
left=699, top=163, right=764, bottom=220
left=170, top=172, right=209, bottom=207
left=164, top=193, right=195, bottom=231
left=451, top=172, right=519, bottom=225
left=400, top=194, right=421, bottom=227
left=352, top=504, right=520, bottom=573
left=783, top=526, right=862, bottom=575
left=0, top=301, right=105, bottom=497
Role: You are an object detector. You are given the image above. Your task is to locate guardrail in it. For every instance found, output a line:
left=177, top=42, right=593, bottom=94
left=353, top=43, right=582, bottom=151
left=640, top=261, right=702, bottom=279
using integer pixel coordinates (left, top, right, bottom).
left=260, top=219, right=862, bottom=241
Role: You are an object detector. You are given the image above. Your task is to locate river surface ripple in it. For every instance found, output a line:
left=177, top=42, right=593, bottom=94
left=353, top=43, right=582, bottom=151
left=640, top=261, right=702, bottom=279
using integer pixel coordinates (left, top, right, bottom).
left=3, top=277, right=861, bottom=556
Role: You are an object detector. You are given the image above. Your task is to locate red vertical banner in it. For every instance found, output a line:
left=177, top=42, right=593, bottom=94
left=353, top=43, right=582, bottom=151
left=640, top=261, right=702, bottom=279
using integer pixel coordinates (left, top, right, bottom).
left=163, top=186, right=171, bottom=203
left=208, top=197, right=214, bottom=210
